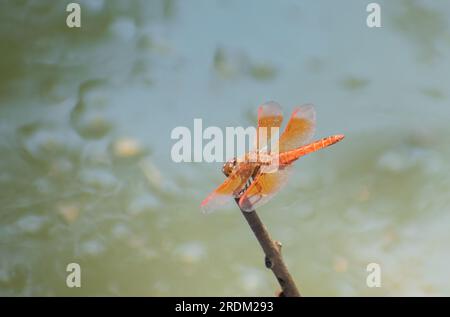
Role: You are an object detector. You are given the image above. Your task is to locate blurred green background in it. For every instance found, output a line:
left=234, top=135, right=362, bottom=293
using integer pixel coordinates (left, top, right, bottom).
left=1, top=0, right=450, bottom=296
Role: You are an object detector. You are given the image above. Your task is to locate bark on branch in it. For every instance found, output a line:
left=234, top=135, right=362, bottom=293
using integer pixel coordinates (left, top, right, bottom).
left=234, top=198, right=300, bottom=297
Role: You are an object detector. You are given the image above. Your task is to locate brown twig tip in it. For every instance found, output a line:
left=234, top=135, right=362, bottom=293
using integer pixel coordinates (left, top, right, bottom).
left=276, top=290, right=285, bottom=297
left=235, top=198, right=301, bottom=297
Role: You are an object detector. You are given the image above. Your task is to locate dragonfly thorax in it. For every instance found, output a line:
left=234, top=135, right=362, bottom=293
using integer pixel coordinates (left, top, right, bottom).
left=222, top=152, right=279, bottom=178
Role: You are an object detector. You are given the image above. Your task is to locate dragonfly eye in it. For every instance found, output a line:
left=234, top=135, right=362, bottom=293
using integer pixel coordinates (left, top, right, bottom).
left=222, top=162, right=230, bottom=176
left=222, top=159, right=237, bottom=177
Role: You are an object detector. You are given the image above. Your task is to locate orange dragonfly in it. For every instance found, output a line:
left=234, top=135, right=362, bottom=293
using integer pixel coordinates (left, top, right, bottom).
left=201, top=101, right=344, bottom=213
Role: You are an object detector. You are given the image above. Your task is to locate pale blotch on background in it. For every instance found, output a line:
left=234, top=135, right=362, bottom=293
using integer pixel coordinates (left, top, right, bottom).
left=79, top=239, right=106, bottom=257
left=128, top=194, right=159, bottom=216
left=174, top=242, right=206, bottom=264
left=377, top=150, right=409, bottom=173
left=333, top=256, right=349, bottom=273
left=382, top=228, right=398, bottom=248
left=33, top=178, right=52, bottom=194
left=358, top=185, right=371, bottom=202
left=78, top=0, right=104, bottom=13
left=239, top=267, right=266, bottom=294
left=128, top=236, right=147, bottom=250
left=109, top=17, right=137, bottom=41
left=377, top=147, right=429, bottom=174
left=138, top=247, right=158, bottom=260
left=140, top=158, right=163, bottom=189
left=113, top=137, right=143, bottom=158
left=126, top=236, right=159, bottom=261
left=16, top=215, right=47, bottom=235
left=49, top=158, right=74, bottom=176
left=57, top=204, right=80, bottom=224
left=152, top=281, right=170, bottom=294
left=79, top=167, right=119, bottom=191
left=111, top=223, right=131, bottom=240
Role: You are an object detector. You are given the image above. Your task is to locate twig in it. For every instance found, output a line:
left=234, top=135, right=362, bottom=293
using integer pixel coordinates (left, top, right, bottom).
left=234, top=198, right=301, bottom=297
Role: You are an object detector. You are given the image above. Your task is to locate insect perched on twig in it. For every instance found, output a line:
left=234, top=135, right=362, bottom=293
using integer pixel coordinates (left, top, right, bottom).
left=201, top=101, right=344, bottom=213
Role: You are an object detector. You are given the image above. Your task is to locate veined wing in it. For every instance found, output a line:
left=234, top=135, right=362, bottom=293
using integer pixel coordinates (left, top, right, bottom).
left=256, top=101, right=283, bottom=153
left=201, top=164, right=256, bottom=214
left=238, top=165, right=293, bottom=212
left=277, top=104, right=316, bottom=153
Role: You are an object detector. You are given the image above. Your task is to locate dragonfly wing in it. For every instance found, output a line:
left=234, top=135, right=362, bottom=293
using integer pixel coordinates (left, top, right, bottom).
left=257, top=101, right=283, bottom=152
left=201, top=165, right=255, bottom=214
left=238, top=165, right=293, bottom=212
left=278, top=104, right=316, bottom=153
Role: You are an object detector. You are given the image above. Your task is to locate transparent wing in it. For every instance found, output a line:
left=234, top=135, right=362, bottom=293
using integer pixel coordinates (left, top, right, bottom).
left=256, top=101, right=283, bottom=152
left=277, top=104, right=316, bottom=153
left=238, top=165, right=293, bottom=212
left=201, top=165, right=255, bottom=214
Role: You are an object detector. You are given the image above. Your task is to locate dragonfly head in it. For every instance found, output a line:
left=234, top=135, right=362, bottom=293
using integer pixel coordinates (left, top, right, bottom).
left=222, top=158, right=237, bottom=177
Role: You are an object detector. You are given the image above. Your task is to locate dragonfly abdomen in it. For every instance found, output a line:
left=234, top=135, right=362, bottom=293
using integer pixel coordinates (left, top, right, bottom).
left=280, top=134, right=344, bottom=164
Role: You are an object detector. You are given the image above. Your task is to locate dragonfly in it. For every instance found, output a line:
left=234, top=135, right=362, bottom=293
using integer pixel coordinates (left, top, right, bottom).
left=201, top=101, right=344, bottom=213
